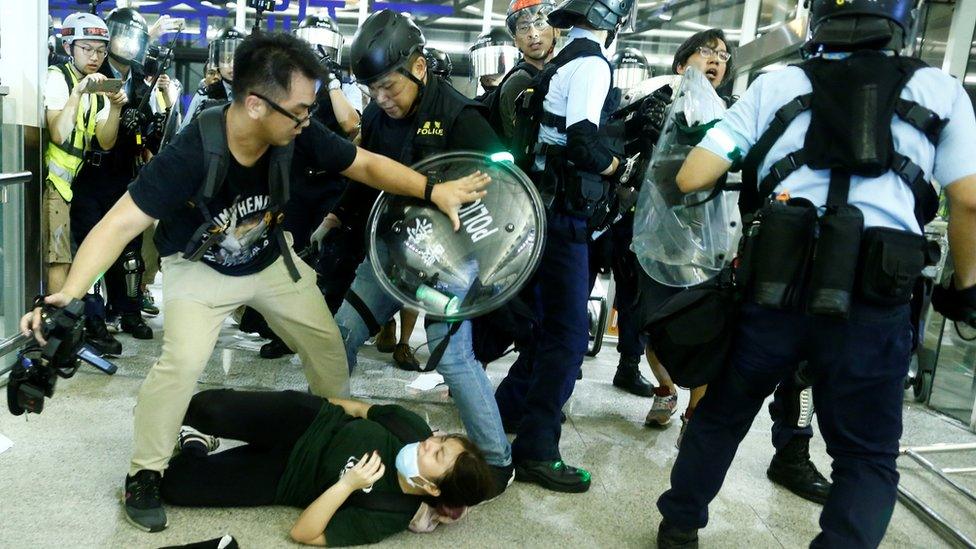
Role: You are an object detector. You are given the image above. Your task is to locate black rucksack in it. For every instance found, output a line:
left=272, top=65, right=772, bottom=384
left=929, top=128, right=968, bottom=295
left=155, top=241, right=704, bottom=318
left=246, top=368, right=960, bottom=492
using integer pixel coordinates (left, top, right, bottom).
left=480, top=61, right=540, bottom=143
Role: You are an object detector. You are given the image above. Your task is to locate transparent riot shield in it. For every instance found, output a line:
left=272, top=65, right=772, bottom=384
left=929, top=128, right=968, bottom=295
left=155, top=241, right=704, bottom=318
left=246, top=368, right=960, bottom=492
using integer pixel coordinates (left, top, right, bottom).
left=368, top=151, right=547, bottom=320
left=631, top=66, right=740, bottom=287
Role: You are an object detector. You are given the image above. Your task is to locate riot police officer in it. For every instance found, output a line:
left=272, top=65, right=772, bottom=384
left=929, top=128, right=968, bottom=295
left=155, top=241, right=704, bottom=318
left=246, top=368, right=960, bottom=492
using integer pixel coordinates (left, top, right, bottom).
left=655, top=1, right=976, bottom=546
left=182, top=26, right=242, bottom=126
left=424, top=47, right=453, bottom=79
left=494, top=0, right=636, bottom=493
left=469, top=28, right=520, bottom=100
left=610, top=47, right=649, bottom=90
left=70, top=7, right=157, bottom=352
left=328, top=9, right=517, bottom=493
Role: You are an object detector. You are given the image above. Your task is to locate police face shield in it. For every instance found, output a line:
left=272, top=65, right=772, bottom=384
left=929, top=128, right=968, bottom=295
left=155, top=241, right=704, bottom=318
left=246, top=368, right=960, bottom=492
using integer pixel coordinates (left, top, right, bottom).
left=469, top=42, right=520, bottom=80
left=107, top=21, right=149, bottom=67
left=631, top=66, right=740, bottom=287
left=210, top=38, right=242, bottom=77
left=295, top=26, right=344, bottom=65
left=368, top=152, right=547, bottom=320
left=614, top=63, right=649, bottom=90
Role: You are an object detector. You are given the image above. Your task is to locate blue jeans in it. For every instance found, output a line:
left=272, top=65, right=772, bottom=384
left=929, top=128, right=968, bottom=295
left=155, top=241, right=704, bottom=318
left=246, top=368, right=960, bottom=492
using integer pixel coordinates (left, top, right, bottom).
left=657, top=302, right=912, bottom=548
left=334, top=259, right=512, bottom=468
left=495, top=213, right=590, bottom=462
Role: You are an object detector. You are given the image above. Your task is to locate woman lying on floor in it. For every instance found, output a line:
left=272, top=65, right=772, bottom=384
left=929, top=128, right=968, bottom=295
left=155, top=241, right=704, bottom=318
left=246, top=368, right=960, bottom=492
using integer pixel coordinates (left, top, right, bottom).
left=160, top=389, right=496, bottom=546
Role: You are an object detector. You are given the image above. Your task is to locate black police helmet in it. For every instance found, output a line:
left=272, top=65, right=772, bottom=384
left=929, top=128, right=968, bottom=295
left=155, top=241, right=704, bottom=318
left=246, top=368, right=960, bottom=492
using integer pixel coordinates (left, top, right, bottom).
left=349, top=10, right=425, bottom=85
left=215, top=27, right=247, bottom=43
left=425, top=48, right=453, bottom=78
left=809, top=0, right=916, bottom=50
left=106, top=7, right=150, bottom=67
left=548, top=0, right=634, bottom=32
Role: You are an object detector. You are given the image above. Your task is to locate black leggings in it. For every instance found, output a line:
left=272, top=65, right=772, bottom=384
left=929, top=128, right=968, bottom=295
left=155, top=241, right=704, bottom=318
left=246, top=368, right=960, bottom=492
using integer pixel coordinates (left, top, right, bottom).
left=160, top=389, right=322, bottom=507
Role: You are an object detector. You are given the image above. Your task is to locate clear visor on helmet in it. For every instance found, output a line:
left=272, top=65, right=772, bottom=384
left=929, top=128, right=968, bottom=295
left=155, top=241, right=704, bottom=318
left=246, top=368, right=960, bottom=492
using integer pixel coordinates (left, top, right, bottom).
left=210, top=37, right=242, bottom=70
left=107, top=23, right=149, bottom=65
left=614, top=65, right=649, bottom=90
left=296, top=27, right=344, bottom=64
left=469, top=44, right=520, bottom=79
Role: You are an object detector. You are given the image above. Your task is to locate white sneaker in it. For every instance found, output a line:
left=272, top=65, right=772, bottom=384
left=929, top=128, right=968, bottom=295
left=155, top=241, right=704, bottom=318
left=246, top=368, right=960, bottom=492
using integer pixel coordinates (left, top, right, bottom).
left=178, top=426, right=220, bottom=455
left=645, top=391, right=678, bottom=427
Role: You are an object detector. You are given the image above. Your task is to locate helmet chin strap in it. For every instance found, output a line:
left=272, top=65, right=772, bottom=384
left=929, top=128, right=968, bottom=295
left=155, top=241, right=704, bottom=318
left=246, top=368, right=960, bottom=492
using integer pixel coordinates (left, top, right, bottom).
left=397, top=66, right=426, bottom=117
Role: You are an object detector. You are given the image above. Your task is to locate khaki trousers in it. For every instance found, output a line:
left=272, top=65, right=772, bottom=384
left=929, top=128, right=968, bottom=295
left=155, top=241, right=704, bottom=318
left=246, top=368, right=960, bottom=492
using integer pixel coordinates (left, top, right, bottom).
left=130, top=245, right=349, bottom=474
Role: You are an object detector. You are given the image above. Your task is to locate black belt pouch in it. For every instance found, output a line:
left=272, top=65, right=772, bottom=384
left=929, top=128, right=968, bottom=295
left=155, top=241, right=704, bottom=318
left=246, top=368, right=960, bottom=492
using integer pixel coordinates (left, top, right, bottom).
left=856, top=227, right=927, bottom=306
left=808, top=205, right=864, bottom=318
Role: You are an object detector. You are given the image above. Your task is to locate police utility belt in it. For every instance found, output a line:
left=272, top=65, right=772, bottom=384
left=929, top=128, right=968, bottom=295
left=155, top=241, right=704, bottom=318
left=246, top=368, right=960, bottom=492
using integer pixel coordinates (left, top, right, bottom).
left=182, top=106, right=301, bottom=281
left=735, top=51, right=947, bottom=317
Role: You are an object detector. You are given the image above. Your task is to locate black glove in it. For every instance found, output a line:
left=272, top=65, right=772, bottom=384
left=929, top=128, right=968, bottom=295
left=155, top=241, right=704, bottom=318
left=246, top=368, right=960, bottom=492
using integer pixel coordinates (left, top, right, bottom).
left=638, top=88, right=672, bottom=139
left=932, top=278, right=976, bottom=326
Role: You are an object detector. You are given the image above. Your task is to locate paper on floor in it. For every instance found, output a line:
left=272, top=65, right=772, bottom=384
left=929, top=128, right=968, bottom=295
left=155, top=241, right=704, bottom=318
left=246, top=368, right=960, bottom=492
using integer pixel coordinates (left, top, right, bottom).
left=0, top=433, right=13, bottom=455
left=407, top=372, right=445, bottom=391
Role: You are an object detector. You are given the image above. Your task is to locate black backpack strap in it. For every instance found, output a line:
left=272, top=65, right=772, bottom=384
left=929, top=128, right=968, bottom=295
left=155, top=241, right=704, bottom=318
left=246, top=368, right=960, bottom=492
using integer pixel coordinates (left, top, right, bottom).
left=891, top=152, right=939, bottom=227
left=423, top=321, right=463, bottom=372
left=894, top=98, right=949, bottom=145
left=740, top=94, right=812, bottom=214
left=194, top=106, right=231, bottom=221
left=757, top=149, right=808, bottom=201
left=268, top=143, right=300, bottom=281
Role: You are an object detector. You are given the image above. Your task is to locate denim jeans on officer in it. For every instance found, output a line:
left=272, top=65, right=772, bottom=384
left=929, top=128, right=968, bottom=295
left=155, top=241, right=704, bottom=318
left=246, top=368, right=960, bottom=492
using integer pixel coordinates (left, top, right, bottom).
left=657, top=301, right=912, bottom=548
left=333, top=259, right=513, bottom=468
left=495, top=212, right=591, bottom=462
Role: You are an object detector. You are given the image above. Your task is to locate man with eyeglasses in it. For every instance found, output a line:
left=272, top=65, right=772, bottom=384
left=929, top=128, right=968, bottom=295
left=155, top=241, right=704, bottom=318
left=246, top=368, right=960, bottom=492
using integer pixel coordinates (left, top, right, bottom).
left=323, top=9, right=518, bottom=497
left=44, top=12, right=126, bottom=296
left=23, top=31, right=489, bottom=533
left=68, top=7, right=160, bottom=355
left=488, top=0, right=559, bottom=143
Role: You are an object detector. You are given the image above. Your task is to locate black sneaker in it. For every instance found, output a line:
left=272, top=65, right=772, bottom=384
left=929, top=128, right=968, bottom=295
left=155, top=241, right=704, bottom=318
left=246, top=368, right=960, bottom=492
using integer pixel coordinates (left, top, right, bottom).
left=123, top=470, right=168, bottom=532
left=515, top=459, right=591, bottom=493
left=657, top=519, right=699, bottom=548
left=259, top=336, right=294, bottom=359
left=178, top=426, right=220, bottom=457
left=121, top=313, right=154, bottom=340
left=766, top=437, right=831, bottom=505
left=86, top=319, right=122, bottom=356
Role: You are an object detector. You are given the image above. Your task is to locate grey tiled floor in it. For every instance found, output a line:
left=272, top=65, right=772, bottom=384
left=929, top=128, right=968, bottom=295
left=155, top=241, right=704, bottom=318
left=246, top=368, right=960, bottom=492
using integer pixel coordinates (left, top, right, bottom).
left=1, top=288, right=975, bottom=548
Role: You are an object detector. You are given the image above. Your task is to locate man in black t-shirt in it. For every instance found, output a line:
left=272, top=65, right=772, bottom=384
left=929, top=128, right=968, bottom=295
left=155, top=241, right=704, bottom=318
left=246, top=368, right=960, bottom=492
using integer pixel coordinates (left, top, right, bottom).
left=23, top=32, right=489, bottom=535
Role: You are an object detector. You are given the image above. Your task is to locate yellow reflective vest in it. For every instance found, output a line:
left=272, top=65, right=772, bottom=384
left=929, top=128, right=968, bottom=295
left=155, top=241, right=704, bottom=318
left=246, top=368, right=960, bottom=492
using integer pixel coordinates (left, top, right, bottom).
left=44, top=63, right=105, bottom=202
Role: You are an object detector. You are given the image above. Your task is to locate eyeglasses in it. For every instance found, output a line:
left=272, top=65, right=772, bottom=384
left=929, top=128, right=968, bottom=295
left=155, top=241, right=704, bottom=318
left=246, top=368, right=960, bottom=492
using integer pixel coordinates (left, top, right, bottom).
left=697, top=46, right=732, bottom=63
left=357, top=70, right=411, bottom=100
left=74, top=44, right=108, bottom=59
left=515, top=18, right=550, bottom=36
left=251, top=92, right=318, bottom=128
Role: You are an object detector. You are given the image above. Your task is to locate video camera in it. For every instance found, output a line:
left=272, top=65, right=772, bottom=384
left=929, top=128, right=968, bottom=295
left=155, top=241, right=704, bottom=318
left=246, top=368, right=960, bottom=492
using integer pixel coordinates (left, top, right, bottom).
left=6, top=299, right=117, bottom=416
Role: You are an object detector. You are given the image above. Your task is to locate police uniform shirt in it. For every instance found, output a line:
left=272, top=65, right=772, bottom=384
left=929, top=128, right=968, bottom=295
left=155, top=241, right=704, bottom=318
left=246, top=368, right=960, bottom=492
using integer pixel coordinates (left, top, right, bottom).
left=699, top=62, right=976, bottom=233
left=44, top=68, right=112, bottom=123
left=109, top=61, right=134, bottom=98
left=534, top=27, right=612, bottom=171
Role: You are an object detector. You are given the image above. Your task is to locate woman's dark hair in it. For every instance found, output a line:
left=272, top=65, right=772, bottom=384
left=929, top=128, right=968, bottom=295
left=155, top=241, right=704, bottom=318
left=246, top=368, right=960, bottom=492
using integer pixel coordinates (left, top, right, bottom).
left=231, top=31, right=326, bottom=101
left=671, top=28, right=734, bottom=81
left=433, top=435, right=496, bottom=508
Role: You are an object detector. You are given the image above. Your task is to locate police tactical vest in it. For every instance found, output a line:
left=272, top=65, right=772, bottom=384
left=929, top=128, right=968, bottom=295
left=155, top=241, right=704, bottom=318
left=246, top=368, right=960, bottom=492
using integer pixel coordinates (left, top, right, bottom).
left=360, top=74, right=485, bottom=166
left=44, top=63, right=106, bottom=202
left=739, top=51, right=946, bottom=228
left=512, top=36, right=624, bottom=221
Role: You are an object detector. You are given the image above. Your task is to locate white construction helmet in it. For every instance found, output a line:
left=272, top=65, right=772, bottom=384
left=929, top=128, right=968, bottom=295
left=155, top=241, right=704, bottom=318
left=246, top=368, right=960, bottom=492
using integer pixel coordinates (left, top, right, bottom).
left=61, top=12, right=110, bottom=45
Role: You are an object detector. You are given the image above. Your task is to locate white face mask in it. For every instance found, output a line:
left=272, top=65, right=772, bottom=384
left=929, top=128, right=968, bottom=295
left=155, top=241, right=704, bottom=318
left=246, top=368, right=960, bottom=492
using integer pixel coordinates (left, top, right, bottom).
left=394, top=442, right=432, bottom=488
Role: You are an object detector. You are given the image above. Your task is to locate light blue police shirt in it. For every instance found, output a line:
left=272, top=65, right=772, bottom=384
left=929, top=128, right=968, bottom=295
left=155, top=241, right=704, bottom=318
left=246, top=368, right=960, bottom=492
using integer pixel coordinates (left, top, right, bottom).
left=534, top=27, right=612, bottom=172
left=699, top=62, right=976, bottom=233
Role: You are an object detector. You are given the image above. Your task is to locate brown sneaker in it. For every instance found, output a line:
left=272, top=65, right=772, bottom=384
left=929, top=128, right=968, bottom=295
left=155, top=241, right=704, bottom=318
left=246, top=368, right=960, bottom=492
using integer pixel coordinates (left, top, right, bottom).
left=393, top=343, right=421, bottom=371
left=375, top=320, right=397, bottom=353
